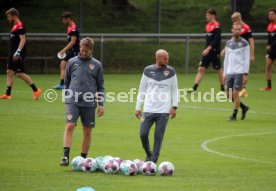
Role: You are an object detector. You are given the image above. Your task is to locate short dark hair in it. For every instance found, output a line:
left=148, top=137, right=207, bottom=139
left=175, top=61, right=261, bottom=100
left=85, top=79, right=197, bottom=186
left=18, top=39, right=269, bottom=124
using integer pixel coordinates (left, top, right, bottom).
left=267, top=8, right=276, bottom=14
left=80, top=37, right=94, bottom=50
left=61, top=11, right=72, bottom=19
left=5, top=8, right=19, bottom=17
left=206, top=8, right=217, bottom=16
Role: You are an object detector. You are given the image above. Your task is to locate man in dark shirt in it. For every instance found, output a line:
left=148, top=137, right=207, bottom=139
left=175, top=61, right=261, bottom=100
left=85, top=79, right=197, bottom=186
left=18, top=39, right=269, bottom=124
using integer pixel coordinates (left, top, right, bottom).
left=187, top=9, right=224, bottom=93
left=0, top=8, right=42, bottom=100
left=53, top=11, right=80, bottom=90
left=60, top=37, right=104, bottom=166
left=261, top=8, right=276, bottom=91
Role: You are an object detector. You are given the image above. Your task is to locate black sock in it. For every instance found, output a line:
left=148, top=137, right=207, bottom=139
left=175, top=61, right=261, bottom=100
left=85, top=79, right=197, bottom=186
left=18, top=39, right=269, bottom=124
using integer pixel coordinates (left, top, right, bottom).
left=63, top=147, right=70, bottom=159
left=6, top=86, right=12, bottom=96
left=220, top=84, right=225, bottom=91
left=81, top=153, right=87, bottom=158
left=193, top=83, right=199, bottom=91
left=267, top=80, right=272, bottom=88
left=30, top=84, right=38, bottom=92
left=60, top=79, right=64, bottom=86
left=232, top=109, right=238, bottom=118
left=240, top=102, right=247, bottom=110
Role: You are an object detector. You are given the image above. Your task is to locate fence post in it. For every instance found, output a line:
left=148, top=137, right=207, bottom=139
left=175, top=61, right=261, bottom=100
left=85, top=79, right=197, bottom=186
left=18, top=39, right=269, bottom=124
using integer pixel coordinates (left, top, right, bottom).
left=100, top=34, right=104, bottom=65
left=185, top=35, right=190, bottom=74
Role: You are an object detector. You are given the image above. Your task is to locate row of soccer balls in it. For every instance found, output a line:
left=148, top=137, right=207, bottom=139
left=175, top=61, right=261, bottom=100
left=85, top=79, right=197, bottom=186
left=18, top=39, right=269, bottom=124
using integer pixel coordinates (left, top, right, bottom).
left=71, top=156, right=174, bottom=176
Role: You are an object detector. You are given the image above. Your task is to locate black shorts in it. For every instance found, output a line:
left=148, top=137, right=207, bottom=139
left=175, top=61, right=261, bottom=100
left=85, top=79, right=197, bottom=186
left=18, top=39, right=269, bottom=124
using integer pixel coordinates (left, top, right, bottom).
left=66, top=104, right=96, bottom=128
left=62, top=49, right=79, bottom=62
left=226, top=74, right=243, bottom=92
left=267, top=49, right=276, bottom=61
left=7, top=56, right=26, bottom=73
left=199, top=51, right=221, bottom=70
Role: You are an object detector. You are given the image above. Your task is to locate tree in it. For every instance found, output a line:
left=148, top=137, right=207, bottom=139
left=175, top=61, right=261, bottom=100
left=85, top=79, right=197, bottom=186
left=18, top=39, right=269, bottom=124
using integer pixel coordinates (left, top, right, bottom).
left=230, top=0, right=255, bottom=18
left=102, top=0, right=136, bottom=11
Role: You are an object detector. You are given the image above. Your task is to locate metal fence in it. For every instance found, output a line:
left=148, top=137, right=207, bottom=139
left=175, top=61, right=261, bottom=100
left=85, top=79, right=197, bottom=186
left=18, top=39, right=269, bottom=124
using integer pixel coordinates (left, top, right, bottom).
left=0, top=33, right=268, bottom=74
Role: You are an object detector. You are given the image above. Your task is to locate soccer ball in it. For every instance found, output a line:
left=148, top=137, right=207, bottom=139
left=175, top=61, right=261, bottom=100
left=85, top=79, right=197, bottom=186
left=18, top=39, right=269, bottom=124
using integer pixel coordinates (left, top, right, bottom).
left=133, top=159, right=144, bottom=174
left=114, top=157, right=123, bottom=166
left=120, top=160, right=138, bottom=176
left=71, top=156, right=85, bottom=171
left=95, top=156, right=104, bottom=171
left=103, top=159, right=120, bottom=174
left=80, top=158, right=98, bottom=172
left=142, top=161, right=157, bottom=176
left=158, top=161, right=174, bottom=176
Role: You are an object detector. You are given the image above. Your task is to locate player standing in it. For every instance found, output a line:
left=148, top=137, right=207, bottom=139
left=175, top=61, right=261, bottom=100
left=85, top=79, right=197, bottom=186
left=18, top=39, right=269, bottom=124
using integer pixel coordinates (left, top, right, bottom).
left=261, top=8, right=276, bottom=91
left=60, top=37, right=104, bottom=166
left=53, top=11, right=80, bottom=90
left=187, top=9, right=224, bottom=93
left=230, top=12, right=255, bottom=97
left=0, top=8, right=42, bottom=100
left=135, top=49, right=178, bottom=163
left=223, top=24, right=250, bottom=121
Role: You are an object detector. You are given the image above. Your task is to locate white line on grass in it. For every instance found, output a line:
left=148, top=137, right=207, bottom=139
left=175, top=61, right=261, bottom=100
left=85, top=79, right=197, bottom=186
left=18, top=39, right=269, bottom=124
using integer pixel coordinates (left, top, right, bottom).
left=201, top=132, right=276, bottom=165
left=184, top=105, right=276, bottom=116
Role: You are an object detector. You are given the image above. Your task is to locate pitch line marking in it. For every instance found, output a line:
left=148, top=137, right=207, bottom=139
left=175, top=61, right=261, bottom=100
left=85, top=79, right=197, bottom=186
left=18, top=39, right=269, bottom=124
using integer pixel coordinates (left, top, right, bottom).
left=184, top=105, right=276, bottom=116
left=200, top=132, right=276, bottom=165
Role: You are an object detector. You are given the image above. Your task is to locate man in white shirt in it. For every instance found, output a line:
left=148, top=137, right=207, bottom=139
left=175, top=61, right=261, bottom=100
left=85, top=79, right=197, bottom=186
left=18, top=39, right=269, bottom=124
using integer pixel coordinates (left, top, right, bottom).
left=135, top=49, right=178, bottom=163
left=223, top=24, right=250, bottom=121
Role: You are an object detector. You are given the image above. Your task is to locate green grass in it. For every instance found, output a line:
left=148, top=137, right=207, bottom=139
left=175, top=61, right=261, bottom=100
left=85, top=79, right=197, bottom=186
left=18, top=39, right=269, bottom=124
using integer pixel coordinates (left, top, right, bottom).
left=0, top=73, right=276, bottom=191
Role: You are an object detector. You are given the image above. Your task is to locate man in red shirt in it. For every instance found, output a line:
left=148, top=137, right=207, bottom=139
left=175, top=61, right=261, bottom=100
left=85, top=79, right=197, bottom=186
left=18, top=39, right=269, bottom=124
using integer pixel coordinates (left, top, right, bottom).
left=53, top=12, right=80, bottom=90
left=187, top=9, right=224, bottom=93
left=261, top=8, right=276, bottom=91
left=231, top=12, right=255, bottom=97
left=0, top=8, right=42, bottom=100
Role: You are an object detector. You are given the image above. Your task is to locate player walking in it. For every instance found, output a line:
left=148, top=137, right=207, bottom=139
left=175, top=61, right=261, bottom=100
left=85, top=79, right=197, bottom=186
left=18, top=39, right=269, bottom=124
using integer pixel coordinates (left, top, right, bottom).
left=187, top=9, right=224, bottom=93
left=223, top=24, right=250, bottom=121
left=231, top=12, right=255, bottom=97
left=60, top=38, right=104, bottom=166
left=135, top=49, right=178, bottom=163
left=53, top=11, right=80, bottom=90
left=0, top=8, right=42, bottom=100
left=261, top=8, right=276, bottom=91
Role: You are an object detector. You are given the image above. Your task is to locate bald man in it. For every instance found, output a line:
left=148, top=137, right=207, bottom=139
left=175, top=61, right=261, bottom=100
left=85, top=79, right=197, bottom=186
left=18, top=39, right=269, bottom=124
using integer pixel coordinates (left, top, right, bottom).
left=222, top=12, right=255, bottom=97
left=135, top=49, right=178, bottom=163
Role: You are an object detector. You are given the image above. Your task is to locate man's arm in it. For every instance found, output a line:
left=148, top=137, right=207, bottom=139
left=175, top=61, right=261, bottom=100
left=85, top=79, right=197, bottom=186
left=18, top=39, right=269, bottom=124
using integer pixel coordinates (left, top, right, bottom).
left=248, top=37, right=255, bottom=62
left=244, top=45, right=250, bottom=74
left=223, top=47, right=228, bottom=76
left=13, top=34, right=26, bottom=61
left=170, top=74, right=178, bottom=119
left=96, top=64, right=105, bottom=107
left=135, top=73, right=147, bottom=118
left=60, top=36, right=77, bottom=54
left=203, top=28, right=221, bottom=56
left=64, top=61, right=71, bottom=89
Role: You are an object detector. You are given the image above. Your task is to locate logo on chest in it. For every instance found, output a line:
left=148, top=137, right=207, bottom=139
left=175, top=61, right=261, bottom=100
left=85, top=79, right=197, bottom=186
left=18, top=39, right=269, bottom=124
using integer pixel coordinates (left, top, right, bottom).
left=89, top=63, right=95, bottom=71
left=164, top=70, right=169, bottom=77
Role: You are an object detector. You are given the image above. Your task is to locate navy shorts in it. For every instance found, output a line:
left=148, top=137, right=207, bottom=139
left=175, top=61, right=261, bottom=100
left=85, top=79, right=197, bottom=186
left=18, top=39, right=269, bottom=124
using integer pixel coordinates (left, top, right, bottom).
left=7, top=56, right=26, bottom=73
left=267, top=49, right=276, bottom=61
left=62, top=49, right=79, bottom=62
left=66, top=104, right=96, bottom=128
left=199, top=51, right=221, bottom=70
left=226, top=74, right=243, bottom=92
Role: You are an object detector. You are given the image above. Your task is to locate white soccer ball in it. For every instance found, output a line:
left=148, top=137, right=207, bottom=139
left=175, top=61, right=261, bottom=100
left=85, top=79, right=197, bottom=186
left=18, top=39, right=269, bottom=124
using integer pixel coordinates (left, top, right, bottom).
left=142, top=161, right=157, bottom=176
left=120, top=160, right=138, bottom=176
left=103, top=159, right=120, bottom=174
left=71, top=156, right=85, bottom=171
left=133, top=159, right=144, bottom=174
left=80, top=158, right=98, bottom=172
left=158, top=161, right=175, bottom=176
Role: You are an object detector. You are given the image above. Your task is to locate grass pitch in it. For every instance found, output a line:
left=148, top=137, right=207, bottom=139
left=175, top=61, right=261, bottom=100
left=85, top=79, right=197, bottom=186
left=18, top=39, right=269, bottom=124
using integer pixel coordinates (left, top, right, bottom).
left=0, top=73, right=275, bottom=191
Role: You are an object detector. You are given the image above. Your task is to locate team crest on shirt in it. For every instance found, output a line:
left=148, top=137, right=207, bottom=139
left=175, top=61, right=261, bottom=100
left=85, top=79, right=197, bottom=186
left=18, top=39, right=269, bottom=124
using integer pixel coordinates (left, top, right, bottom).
left=238, top=42, right=243, bottom=47
left=67, top=114, right=73, bottom=120
left=164, top=70, right=169, bottom=77
left=89, top=64, right=95, bottom=71
left=140, top=117, right=145, bottom=123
